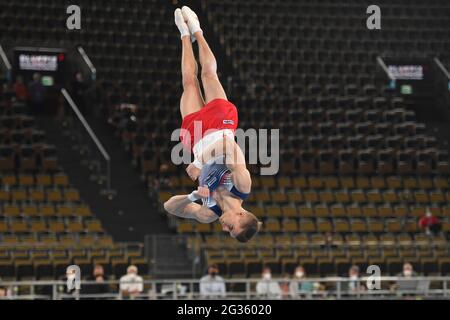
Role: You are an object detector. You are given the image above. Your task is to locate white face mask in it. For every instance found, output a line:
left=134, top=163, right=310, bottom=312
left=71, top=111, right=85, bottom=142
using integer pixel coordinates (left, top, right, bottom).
left=295, top=271, right=304, bottom=278
left=404, top=270, right=412, bottom=277
left=263, top=273, right=271, bottom=280
left=350, top=275, right=358, bottom=280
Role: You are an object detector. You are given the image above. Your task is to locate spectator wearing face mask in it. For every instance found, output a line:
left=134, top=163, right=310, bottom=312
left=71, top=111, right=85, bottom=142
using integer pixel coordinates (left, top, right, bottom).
left=419, top=209, right=441, bottom=236
left=290, top=266, right=314, bottom=298
left=347, top=265, right=366, bottom=293
left=199, top=264, right=226, bottom=299
left=391, top=262, right=419, bottom=296
left=256, top=266, right=282, bottom=299
left=120, top=265, right=144, bottom=299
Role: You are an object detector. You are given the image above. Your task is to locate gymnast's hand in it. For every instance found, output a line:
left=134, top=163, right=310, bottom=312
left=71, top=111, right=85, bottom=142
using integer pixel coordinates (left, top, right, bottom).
left=194, top=186, right=210, bottom=199
left=186, top=163, right=201, bottom=181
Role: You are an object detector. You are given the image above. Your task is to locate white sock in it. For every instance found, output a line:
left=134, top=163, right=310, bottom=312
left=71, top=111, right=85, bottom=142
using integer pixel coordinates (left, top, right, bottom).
left=174, top=8, right=190, bottom=39
left=182, top=6, right=203, bottom=37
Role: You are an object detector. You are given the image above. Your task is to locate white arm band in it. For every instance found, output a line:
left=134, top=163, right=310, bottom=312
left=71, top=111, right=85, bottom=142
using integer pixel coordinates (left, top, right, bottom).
left=187, top=191, right=200, bottom=202
left=193, top=158, right=203, bottom=169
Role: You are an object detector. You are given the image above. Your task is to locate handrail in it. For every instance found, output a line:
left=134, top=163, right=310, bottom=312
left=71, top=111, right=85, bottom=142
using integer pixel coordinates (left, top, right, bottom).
left=61, top=88, right=112, bottom=191
left=0, top=277, right=449, bottom=300
left=77, top=46, right=97, bottom=80
left=434, top=57, right=450, bottom=80
left=376, top=56, right=396, bottom=81
left=0, top=45, right=12, bottom=71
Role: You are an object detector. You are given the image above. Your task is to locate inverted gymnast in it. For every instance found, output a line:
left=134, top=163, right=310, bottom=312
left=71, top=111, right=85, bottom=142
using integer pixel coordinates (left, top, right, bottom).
left=164, top=6, right=261, bottom=243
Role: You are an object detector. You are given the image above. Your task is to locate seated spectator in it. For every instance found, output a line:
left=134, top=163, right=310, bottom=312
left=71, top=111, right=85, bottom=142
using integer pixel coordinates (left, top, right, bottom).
left=347, top=265, right=366, bottom=293
left=83, top=264, right=110, bottom=297
left=290, top=266, right=314, bottom=298
left=256, top=267, right=282, bottom=299
left=419, top=209, right=441, bottom=236
left=13, top=75, right=28, bottom=102
left=0, top=286, right=9, bottom=299
left=391, top=262, right=420, bottom=296
left=199, top=264, right=226, bottom=299
left=120, top=265, right=144, bottom=299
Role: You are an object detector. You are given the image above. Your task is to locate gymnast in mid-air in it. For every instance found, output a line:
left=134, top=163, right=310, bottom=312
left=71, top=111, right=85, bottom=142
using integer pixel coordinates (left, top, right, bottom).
left=164, top=6, right=261, bottom=243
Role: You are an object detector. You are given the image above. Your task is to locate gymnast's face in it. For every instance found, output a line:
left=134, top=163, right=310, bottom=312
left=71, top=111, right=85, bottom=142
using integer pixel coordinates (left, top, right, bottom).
left=219, top=211, right=246, bottom=238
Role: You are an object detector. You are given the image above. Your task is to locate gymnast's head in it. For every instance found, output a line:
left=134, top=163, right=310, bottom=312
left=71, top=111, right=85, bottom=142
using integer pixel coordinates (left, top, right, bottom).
left=219, top=209, right=262, bottom=243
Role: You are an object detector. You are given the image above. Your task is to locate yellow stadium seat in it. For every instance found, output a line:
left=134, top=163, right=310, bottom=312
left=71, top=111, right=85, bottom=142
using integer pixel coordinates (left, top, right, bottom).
left=177, top=221, right=195, bottom=233
left=57, top=206, right=74, bottom=217
left=196, top=223, right=211, bottom=233
left=347, top=205, right=363, bottom=218
left=36, top=174, right=52, bottom=186
left=86, top=220, right=103, bottom=233
left=2, top=174, right=17, bottom=186
left=299, top=218, right=316, bottom=233
left=335, top=190, right=350, bottom=203
left=303, top=190, right=319, bottom=202
left=366, top=190, right=383, bottom=203
left=312, top=204, right=328, bottom=218
left=0, top=190, right=10, bottom=201
left=47, top=189, right=63, bottom=202
left=370, top=177, right=386, bottom=189
left=64, top=189, right=80, bottom=201
left=350, top=219, right=367, bottom=233
left=277, top=177, right=292, bottom=188
left=386, top=176, right=402, bottom=189
left=356, top=177, right=370, bottom=189
left=49, top=221, right=65, bottom=233
left=53, top=173, right=69, bottom=186
left=282, top=218, right=298, bottom=232
left=4, top=204, right=21, bottom=217
left=281, top=206, right=297, bottom=218
left=30, top=221, right=47, bottom=233
left=308, top=176, right=323, bottom=189
left=19, top=174, right=34, bottom=187
left=75, top=205, right=92, bottom=217
left=298, top=206, right=314, bottom=218
left=287, top=191, right=302, bottom=202
left=362, top=205, right=378, bottom=218
left=324, top=176, right=339, bottom=189
left=271, top=192, right=287, bottom=203
left=404, top=177, right=418, bottom=189
left=434, top=177, right=449, bottom=189
left=41, top=205, right=56, bottom=217
left=317, top=219, right=333, bottom=233
left=330, top=204, right=347, bottom=217
left=351, top=189, right=366, bottom=203
left=383, top=190, right=399, bottom=203
left=260, top=176, right=276, bottom=188
left=319, top=190, right=334, bottom=203
left=158, top=191, right=171, bottom=203
left=367, top=219, right=384, bottom=233
left=264, top=219, right=281, bottom=233
left=266, top=206, right=282, bottom=218
left=386, top=219, right=402, bottom=233
left=67, top=221, right=85, bottom=233
left=430, top=191, right=445, bottom=204
left=11, top=221, right=29, bottom=233
left=293, top=177, right=307, bottom=188
left=12, top=189, right=27, bottom=201
left=340, top=177, right=354, bottom=189
left=418, top=178, right=433, bottom=190
left=23, top=205, right=39, bottom=217
left=30, top=189, right=45, bottom=202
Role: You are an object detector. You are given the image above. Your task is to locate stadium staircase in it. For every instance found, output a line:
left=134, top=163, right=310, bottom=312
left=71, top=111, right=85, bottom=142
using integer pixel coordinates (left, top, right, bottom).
left=34, top=114, right=171, bottom=241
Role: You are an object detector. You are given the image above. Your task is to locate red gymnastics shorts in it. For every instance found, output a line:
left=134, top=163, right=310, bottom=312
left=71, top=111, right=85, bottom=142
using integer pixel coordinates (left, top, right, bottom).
left=180, top=99, right=238, bottom=153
